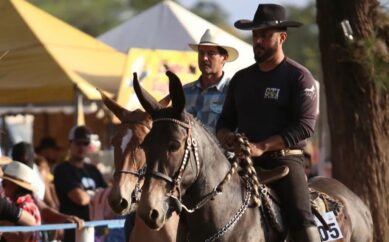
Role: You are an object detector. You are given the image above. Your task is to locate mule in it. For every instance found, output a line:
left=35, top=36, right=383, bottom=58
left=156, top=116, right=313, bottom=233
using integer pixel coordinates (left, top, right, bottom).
left=133, top=71, right=373, bottom=242
left=99, top=90, right=179, bottom=242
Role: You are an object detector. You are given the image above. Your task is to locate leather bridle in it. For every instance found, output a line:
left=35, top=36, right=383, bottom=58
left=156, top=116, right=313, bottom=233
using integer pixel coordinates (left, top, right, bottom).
left=145, top=118, right=200, bottom=202
left=112, top=120, right=151, bottom=202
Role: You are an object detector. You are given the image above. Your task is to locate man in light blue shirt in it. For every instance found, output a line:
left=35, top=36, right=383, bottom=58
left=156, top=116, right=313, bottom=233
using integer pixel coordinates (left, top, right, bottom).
left=184, top=29, right=239, bottom=134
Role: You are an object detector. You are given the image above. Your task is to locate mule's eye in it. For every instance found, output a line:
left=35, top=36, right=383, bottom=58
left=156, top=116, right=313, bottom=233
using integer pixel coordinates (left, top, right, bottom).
left=168, top=141, right=180, bottom=152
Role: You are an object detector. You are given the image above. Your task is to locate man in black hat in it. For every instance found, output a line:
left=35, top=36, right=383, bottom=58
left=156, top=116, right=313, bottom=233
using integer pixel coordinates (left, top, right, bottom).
left=216, top=4, right=320, bottom=241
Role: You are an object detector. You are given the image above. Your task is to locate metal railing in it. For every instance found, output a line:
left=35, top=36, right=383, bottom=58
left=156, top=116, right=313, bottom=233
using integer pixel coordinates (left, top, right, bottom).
left=0, top=219, right=125, bottom=242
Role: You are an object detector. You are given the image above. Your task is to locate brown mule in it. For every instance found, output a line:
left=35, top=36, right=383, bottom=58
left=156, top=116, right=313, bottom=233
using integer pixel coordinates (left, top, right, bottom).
left=99, top=90, right=179, bottom=242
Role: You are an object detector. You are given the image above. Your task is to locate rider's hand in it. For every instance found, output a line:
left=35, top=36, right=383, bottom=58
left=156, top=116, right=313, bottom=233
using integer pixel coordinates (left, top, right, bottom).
left=249, top=142, right=266, bottom=157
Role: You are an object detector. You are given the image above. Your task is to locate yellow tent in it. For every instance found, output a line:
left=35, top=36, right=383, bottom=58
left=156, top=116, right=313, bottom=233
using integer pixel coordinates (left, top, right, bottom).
left=0, top=0, right=126, bottom=106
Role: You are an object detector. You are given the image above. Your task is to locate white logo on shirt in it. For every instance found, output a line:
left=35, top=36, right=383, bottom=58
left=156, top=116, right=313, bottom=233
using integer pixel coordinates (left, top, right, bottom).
left=304, top=85, right=316, bottom=100
left=264, top=88, right=280, bottom=100
left=82, top=177, right=96, bottom=190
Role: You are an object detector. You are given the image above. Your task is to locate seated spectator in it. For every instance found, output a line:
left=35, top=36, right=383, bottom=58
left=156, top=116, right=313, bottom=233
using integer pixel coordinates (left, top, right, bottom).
left=0, top=156, right=36, bottom=226
left=0, top=161, right=40, bottom=242
left=11, top=142, right=84, bottom=240
left=12, top=142, right=46, bottom=201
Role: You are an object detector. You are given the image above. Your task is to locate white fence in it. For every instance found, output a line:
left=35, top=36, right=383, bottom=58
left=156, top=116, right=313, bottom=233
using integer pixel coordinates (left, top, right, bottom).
left=0, top=219, right=125, bottom=242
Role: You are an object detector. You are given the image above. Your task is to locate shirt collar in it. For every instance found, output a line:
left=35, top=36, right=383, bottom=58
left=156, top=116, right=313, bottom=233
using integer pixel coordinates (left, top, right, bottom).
left=194, top=72, right=229, bottom=92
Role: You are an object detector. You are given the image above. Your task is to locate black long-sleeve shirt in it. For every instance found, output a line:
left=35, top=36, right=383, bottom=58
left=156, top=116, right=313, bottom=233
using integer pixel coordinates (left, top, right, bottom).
left=216, top=57, right=318, bottom=149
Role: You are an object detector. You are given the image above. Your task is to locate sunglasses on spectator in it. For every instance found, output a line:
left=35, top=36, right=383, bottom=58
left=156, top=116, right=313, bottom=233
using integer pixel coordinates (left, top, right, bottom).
left=74, top=141, right=90, bottom=146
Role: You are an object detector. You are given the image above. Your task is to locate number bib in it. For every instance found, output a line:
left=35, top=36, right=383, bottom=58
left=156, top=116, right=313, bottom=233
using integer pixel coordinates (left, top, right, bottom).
left=314, top=211, right=343, bottom=241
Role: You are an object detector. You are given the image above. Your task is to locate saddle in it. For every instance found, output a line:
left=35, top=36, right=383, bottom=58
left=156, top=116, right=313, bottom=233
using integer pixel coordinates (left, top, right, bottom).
left=259, top=179, right=344, bottom=238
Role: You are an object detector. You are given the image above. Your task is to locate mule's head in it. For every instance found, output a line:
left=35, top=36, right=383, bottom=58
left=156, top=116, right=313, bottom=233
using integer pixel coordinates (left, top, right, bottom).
left=134, top=72, right=198, bottom=230
left=99, top=90, right=154, bottom=215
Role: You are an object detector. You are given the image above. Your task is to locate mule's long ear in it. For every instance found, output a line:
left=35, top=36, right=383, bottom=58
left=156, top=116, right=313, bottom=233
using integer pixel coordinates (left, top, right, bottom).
left=166, top=71, right=185, bottom=114
left=97, top=88, right=131, bottom=122
left=133, top=73, right=161, bottom=115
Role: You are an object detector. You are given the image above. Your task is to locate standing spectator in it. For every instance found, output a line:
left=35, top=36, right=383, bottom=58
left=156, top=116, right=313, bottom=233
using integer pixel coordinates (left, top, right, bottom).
left=303, top=152, right=315, bottom=179
left=216, top=3, right=320, bottom=241
left=35, top=137, right=61, bottom=172
left=35, top=155, right=60, bottom=209
left=54, top=125, right=107, bottom=242
left=0, top=161, right=40, bottom=242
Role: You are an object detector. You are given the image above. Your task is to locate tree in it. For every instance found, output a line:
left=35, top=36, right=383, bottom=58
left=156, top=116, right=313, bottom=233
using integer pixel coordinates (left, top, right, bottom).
left=283, top=3, right=321, bottom=80
left=316, top=0, right=389, bottom=240
left=129, top=0, right=175, bottom=11
left=190, top=1, right=230, bottom=30
left=31, top=0, right=131, bottom=36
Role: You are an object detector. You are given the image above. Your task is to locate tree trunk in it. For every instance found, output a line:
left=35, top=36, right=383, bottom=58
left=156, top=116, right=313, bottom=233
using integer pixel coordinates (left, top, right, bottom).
left=316, top=0, right=389, bottom=240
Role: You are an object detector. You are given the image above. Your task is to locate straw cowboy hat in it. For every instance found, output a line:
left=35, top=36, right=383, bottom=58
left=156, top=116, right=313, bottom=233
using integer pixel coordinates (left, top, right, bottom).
left=234, top=4, right=303, bottom=30
left=188, top=29, right=239, bottom=62
left=1, top=161, right=36, bottom=192
left=0, top=156, right=12, bottom=165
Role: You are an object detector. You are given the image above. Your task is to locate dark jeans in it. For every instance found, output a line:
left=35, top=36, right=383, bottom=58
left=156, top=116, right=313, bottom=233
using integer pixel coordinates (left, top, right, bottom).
left=253, top=154, right=315, bottom=231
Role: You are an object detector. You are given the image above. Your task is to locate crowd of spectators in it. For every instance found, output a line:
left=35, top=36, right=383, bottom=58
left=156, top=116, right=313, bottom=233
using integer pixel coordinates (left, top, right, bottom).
left=0, top=125, right=116, bottom=242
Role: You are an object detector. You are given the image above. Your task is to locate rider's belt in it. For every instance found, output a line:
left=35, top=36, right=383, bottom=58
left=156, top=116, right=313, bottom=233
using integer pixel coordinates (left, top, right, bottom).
left=263, top=149, right=303, bottom=159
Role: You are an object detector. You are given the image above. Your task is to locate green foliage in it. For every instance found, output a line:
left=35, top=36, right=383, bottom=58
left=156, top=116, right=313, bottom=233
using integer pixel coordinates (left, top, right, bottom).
left=30, top=0, right=132, bottom=36
left=283, top=2, right=321, bottom=80
left=190, top=1, right=229, bottom=28
left=129, top=0, right=175, bottom=11
left=350, top=33, right=389, bottom=91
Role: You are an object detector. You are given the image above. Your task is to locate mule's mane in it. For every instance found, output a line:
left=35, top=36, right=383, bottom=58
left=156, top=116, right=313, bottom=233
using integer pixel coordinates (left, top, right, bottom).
left=187, top=114, right=224, bottom=150
left=184, top=113, right=261, bottom=206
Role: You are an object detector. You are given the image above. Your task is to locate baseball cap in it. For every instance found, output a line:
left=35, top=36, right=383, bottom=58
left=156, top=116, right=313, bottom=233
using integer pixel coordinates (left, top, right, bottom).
left=68, top=125, right=92, bottom=143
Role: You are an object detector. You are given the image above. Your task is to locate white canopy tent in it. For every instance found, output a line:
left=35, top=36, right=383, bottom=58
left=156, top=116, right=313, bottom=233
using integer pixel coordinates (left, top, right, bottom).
left=98, top=0, right=254, bottom=77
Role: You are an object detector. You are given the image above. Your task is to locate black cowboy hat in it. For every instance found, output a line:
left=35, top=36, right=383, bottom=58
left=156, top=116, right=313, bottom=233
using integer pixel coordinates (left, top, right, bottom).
left=234, top=4, right=303, bottom=30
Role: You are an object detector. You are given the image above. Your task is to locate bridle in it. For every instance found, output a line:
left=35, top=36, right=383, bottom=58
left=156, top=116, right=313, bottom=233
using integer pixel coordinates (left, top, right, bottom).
left=145, top=117, right=253, bottom=242
left=112, top=120, right=151, bottom=202
left=145, top=118, right=200, bottom=203
left=145, top=117, right=242, bottom=214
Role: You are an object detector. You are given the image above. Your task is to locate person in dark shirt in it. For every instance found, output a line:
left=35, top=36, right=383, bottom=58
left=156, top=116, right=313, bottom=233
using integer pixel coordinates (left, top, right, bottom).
left=216, top=4, right=320, bottom=241
left=54, top=125, right=107, bottom=242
